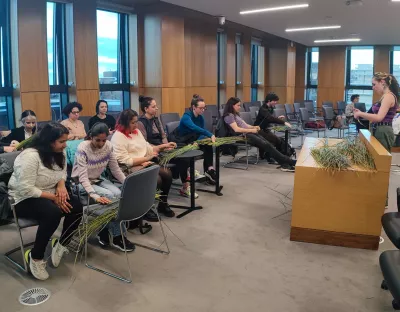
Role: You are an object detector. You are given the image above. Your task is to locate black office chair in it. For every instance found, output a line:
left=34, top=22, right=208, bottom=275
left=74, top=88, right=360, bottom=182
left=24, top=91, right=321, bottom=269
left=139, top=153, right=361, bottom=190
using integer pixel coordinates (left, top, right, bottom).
left=160, top=113, right=180, bottom=131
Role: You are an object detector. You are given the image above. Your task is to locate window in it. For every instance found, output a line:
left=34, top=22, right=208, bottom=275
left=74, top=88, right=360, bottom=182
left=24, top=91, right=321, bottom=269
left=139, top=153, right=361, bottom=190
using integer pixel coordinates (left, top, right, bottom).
left=235, top=34, right=243, bottom=99
left=0, top=0, right=14, bottom=130
left=251, top=40, right=264, bottom=102
left=47, top=2, right=68, bottom=121
left=391, top=46, right=400, bottom=79
left=217, top=31, right=226, bottom=106
left=97, top=10, right=130, bottom=112
left=306, top=47, right=318, bottom=104
left=346, top=46, right=374, bottom=109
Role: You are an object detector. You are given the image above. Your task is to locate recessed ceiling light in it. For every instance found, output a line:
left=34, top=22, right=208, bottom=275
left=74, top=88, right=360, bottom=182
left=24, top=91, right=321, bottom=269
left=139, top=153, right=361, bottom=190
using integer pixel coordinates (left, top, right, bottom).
left=391, top=0, right=400, bottom=2
left=240, top=4, right=309, bottom=15
left=286, top=25, right=341, bottom=32
left=314, top=38, right=361, bottom=43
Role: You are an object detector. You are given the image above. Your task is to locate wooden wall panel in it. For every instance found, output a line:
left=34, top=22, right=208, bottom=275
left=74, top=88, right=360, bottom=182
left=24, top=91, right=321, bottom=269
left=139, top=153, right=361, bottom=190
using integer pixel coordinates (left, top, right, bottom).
left=286, top=45, right=296, bottom=104
left=161, top=16, right=185, bottom=88
left=374, top=46, right=391, bottom=102
left=226, top=87, right=236, bottom=99
left=185, top=87, right=217, bottom=107
left=20, top=92, right=51, bottom=121
left=242, top=36, right=251, bottom=88
left=242, top=87, right=251, bottom=102
left=73, top=0, right=99, bottom=91
left=317, top=46, right=346, bottom=107
left=18, top=0, right=49, bottom=93
left=76, top=90, right=100, bottom=116
left=268, top=48, right=287, bottom=103
left=226, top=32, right=236, bottom=88
left=162, top=88, right=185, bottom=115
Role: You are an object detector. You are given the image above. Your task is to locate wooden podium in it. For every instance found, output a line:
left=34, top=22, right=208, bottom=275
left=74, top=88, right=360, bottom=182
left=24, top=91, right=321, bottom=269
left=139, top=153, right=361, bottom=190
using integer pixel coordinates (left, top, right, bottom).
left=290, top=130, right=392, bottom=250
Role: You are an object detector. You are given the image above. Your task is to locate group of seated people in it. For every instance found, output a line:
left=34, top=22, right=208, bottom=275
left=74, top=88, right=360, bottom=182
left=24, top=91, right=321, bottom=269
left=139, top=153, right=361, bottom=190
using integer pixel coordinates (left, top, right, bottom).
left=0, top=92, right=297, bottom=281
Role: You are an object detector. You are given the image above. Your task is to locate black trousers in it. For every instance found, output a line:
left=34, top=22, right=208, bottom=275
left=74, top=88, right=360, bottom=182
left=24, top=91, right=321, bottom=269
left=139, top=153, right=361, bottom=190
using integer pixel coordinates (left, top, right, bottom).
left=170, top=159, right=190, bottom=183
left=247, top=133, right=294, bottom=166
left=199, top=145, right=214, bottom=172
left=257, top=129, right=281, bottom=150
left=157, top=167, right=173, bottom=204
left=15, top=196, right=83, bottom=260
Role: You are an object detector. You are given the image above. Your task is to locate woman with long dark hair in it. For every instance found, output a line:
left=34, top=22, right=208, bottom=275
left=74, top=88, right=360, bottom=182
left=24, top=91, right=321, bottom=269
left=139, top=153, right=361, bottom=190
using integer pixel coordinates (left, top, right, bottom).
left=8, top=123, right=83, bottom=280
left=111, top=109, right=175, bottom=221
left=72, top=122, right=134, bottom=251
left=222, top=97, right=296, bottom=172
left=88, top=100, right=116, bottom=131
left=354, top=72, right=399, bottom=151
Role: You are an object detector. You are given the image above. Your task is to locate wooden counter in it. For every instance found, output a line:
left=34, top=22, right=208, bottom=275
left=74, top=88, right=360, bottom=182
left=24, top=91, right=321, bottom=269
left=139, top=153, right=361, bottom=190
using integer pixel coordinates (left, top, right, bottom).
left=290, top=130, right=392, bottom=250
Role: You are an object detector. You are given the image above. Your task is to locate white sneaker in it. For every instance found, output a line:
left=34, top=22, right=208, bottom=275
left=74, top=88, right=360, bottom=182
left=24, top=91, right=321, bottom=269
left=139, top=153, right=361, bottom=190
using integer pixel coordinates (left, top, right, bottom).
left=179, top=186, right=199, bottom=199
left=25, top=250, right=49, bottom=281
left=194, top=170, right=205, bottom=180
left=51, top=238, right=69, bottom=268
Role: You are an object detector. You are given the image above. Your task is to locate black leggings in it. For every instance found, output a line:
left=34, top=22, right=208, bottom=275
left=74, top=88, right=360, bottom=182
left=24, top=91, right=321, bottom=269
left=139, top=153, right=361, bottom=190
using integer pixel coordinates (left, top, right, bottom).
left=199, top=145, right=214, bottom=172
left=170, top=159, right=190, bottom=183
left=157, top=167, right=173, bottom=203
left=247, top=133, right=294, bottom=166
left=15, top=196, right=83, bottom=260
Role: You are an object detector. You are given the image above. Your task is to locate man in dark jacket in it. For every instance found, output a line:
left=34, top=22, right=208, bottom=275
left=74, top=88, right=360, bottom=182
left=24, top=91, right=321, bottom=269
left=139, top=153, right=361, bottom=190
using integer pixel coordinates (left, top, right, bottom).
left=254, top=92, right=292, bottom=158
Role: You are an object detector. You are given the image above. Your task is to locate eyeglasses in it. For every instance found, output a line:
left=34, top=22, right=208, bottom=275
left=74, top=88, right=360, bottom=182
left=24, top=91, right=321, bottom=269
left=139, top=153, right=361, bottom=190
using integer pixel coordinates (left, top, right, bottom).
left=71, top=111, right=80, bottom=115
left=198, top=106, right=207, bottom=111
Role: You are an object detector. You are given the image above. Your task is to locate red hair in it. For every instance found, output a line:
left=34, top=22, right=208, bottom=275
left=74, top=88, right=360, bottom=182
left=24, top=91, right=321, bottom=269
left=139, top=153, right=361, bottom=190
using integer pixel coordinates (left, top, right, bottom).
left=115, top=109, right=139, bottom=138
left=115, top=124, right=137, bottom=138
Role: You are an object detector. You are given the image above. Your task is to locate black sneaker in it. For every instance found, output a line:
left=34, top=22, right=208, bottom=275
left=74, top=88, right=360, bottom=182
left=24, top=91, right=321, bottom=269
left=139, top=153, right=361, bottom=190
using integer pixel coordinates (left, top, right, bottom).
left=97, top=228, right=110, bottom=247
left=280, top=164, right=295, bottom=172
left=205, top=169, right=217, bottom=183
left=143, top=210, right=159, bottom=222
left=111, top=235, right=135, bottom=252
left=158, top=203, right=175, bottom=218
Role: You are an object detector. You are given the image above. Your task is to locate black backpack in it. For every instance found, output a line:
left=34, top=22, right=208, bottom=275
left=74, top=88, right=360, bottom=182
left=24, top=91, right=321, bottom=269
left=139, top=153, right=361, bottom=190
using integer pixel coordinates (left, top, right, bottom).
left=215, top=118, right=240, bottom=156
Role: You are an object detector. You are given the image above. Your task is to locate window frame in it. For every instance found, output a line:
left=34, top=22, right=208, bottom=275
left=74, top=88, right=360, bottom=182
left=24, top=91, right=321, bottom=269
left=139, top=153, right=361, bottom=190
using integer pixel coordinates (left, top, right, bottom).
left=390, top=46, right=400, bottom=77
left=97, top=9, right=130, bottom=112
left=0, top=0, right=15, bottom=129
left=250, top=40, right=261, bottom=102
left=306, top=47, right=318, bottom=103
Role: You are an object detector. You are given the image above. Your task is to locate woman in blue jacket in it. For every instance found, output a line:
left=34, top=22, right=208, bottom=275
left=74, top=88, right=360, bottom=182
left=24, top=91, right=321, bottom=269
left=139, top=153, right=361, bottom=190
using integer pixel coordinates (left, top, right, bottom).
left=176, top=94, right=216, bottom=184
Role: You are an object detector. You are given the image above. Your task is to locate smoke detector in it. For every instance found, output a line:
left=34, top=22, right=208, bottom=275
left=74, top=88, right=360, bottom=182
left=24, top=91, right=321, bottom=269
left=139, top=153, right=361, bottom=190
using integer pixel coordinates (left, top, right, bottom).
left=345, top=0, right=363, bottom=6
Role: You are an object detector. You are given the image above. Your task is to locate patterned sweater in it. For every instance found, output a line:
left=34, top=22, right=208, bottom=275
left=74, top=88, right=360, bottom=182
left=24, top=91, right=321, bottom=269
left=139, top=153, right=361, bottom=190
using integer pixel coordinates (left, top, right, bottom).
left=8, top=148, right=67, bottom=204
left=71, top=140, right=125, bottom=199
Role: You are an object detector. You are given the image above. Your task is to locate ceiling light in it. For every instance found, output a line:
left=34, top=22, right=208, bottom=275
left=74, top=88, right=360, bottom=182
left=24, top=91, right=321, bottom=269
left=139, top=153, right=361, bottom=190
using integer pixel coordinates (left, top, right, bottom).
left=391, top=0, right=400, bottom=2
left=240, top=4, right=309, bottom=15
left=314, top=38, right=361, bottom=43
left=286, top=25, right=341, bottom=32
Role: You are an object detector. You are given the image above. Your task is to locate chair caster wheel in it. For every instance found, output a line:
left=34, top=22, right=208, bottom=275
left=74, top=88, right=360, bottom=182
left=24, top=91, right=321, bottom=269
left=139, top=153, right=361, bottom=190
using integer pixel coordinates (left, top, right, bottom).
left=381, top=280, right=389, bottom=290
left=393, top=299, right=400, bottom=310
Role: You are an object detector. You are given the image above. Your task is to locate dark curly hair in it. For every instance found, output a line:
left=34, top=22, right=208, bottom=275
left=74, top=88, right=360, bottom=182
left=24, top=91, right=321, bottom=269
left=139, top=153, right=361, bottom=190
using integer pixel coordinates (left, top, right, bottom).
left=62, top=102, right=83, bottom=116
left=139, top=95, right=155, bottom=113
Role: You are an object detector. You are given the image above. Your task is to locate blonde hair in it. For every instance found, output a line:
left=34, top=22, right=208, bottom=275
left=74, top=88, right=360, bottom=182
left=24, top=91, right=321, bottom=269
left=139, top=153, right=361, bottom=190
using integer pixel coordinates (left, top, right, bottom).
left=373, top=72, right=399, bottom=99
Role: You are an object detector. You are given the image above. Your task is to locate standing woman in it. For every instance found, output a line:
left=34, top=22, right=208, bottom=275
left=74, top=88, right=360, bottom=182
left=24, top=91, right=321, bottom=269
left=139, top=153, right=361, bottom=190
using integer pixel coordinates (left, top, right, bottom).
left=1, top=110, right=37, bottom=146
left=111, top=109, right=175, bottom=220
left=354, top=72, right=399, bottom=151
left=8, top=123, right=83, bottom=281
left=88, top=100, right=116, bottom=132
left=174, top=94, right=217, bottom=184
left=61, top=102, right=86, bottom=140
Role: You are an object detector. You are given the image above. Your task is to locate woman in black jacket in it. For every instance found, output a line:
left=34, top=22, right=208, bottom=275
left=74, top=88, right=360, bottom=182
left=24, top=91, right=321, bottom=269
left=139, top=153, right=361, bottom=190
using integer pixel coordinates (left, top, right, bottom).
left=1, top=110, right=37, bottom=147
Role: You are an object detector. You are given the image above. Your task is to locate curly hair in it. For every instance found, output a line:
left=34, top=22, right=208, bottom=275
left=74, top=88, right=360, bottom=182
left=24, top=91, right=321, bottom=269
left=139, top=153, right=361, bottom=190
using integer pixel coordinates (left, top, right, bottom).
left=373, top=72, right=399, bottom=99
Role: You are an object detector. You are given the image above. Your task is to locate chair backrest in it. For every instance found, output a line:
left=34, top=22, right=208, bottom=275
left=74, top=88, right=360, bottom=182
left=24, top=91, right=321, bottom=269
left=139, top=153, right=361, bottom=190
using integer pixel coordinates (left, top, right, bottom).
left=79, top=116, right=91, bottom=133
left=240, top=112, right=253, bottom=125
left=203, top=110, right=213, bottom=133
left=0, top=151, right=21, bottom=168
left=116, top=165, right=160, bottom=222
left=355, top=102, right=366, bottom=112
left=294, top=103, right=301, bottom=113
left=337, top=101, right=346, bottom=112
left=285, top=104, right=294, bottom=114
left=303, top=100, right=313, bottom=107
left=165, top=121, right=180, bottom=135
left=299, top=108, right=310, bottom=122
left=206, top=105, right=218, bottom=119
left=249, top=106, right=259, bottom=120
left=37, top=121, right=52, bottom=131
left=108, top=112, right=120, bottom=121
left=243, top=102, right=261, bottom=112
left=273, top=108, right=286, bottom=118
left=219, top=109, right=224, bottom=118
left=304, top=102, right=315, bottom=113
left=323, top=106, right=334, bottom=120
left=322, top=101, right=333, bottom=109
left=275, top=104, right=285, bottom=110
left=160, top=113, right=180, bottom=128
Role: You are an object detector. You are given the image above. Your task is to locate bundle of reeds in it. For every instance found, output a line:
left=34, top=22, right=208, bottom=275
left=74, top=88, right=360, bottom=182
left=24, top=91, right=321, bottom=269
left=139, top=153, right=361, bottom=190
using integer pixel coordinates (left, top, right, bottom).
left=310, top=137, right=376, bottom=172
left=272, top=125, right=299, bottom=132
left=159, top=136, right=244, bottom=166
left=16, top=135, right=35, bottom=150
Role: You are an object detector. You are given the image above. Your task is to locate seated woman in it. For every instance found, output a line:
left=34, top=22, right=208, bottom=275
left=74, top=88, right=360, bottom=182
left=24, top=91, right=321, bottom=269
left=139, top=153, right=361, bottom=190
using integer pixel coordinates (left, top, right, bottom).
left=61, top=102, right=86, bottom=140
left=111, top=109, right=175, bottom=221
left=71, top=122, right=135, bottom=252
left=137, top=95, right=197, bottom=198
left=88, top=100, right=116, bottom=132
left=8, top=123, right=83, bottom=281
left=173, top=94, right=216, bottom=184
left=223, top=97, right=296, bottom=172
left=1, top=110, right=37, bottom=149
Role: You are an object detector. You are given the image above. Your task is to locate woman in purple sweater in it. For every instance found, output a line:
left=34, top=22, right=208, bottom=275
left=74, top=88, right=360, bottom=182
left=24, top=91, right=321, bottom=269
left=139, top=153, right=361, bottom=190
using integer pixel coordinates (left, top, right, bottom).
left=72, top=122, right=135, bottom=252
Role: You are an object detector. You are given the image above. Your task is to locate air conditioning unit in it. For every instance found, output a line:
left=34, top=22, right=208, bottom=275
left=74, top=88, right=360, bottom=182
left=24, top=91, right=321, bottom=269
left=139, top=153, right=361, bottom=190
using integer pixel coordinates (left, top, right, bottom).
left=345, top=0, right=363, bottom=6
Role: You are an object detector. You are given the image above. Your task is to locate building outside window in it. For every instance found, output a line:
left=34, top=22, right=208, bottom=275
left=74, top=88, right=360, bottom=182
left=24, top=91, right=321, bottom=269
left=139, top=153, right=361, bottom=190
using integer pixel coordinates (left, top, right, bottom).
left=391, top=46, right=400, bottom=80
left=97, top=9, right=130, bottom=112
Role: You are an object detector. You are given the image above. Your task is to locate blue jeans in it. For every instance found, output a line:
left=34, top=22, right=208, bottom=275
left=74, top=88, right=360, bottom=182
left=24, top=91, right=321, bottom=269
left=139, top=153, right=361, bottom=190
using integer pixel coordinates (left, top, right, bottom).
left=80, top=179, right=125, bottom=237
